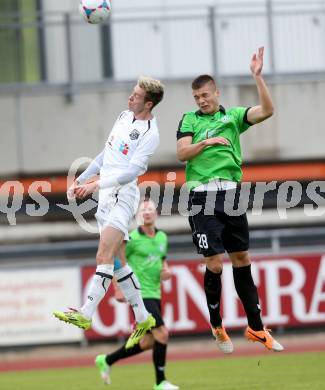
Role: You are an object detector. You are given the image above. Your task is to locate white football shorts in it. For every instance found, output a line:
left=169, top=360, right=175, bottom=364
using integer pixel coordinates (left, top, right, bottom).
left=95, top=182, right=140, bottom=240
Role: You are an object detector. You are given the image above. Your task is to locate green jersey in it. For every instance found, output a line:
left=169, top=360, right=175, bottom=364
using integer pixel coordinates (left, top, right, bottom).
left=177, top=105, right=252, bottom=190
left=125, top=227, right=168, bottom=299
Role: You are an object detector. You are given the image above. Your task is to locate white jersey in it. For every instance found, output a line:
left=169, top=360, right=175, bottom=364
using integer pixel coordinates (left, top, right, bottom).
left=100, top=110, right=160, bottom=179
left=96, top=110, right=160, bottom=237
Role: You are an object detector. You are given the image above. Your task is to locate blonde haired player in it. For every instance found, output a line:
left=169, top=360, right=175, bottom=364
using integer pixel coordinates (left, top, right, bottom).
left=54, top=77, right=164, bottom=348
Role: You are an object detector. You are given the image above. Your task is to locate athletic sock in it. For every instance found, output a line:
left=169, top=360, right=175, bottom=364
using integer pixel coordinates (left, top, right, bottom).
left=204, top=267, right=222, bottom=328
left=80, top=264, right=114, bottom=319
left=115, top=264, right=149, bottom=323
left=106, top=343, right=142, bottom=366
left=153, top=341, right=167, bottom=385
left=233, top=265, right=263, bottom=331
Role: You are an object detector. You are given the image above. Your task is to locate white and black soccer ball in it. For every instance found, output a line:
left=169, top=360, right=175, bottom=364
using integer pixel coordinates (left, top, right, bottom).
left=79, top=0, right=111, bottom=24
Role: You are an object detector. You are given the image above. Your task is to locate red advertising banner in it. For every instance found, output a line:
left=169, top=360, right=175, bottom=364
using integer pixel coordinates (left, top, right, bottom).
left=82, top=254, right=325, bottom=340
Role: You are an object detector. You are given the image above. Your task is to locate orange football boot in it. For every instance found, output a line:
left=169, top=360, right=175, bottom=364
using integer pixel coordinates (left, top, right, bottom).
left=212, top=325, right=234, bottom=353
left=245, top=326, right=284, bottom=352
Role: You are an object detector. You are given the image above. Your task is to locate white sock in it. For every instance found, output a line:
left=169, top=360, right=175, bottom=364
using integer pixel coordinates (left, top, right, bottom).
left=115, top=264, right=149, bottom=323
left=81, top=264, right=114, bottom=319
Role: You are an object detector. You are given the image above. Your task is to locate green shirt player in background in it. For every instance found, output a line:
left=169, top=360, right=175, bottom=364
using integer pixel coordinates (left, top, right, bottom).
left=177, top=47, right=284, bottom=353
left=95, top=199, right=179, bottom=390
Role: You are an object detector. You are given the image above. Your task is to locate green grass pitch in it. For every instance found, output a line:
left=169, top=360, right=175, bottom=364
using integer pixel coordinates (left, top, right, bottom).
left=1, top=352, right=324, bottom=390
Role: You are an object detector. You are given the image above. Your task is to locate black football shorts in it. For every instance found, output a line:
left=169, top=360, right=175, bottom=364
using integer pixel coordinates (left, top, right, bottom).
left=188, top=189, right=249, bottom=257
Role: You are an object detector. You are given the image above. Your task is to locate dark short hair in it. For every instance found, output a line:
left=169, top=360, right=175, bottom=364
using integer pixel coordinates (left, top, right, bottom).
left=191, top=74, right=216, bottom=90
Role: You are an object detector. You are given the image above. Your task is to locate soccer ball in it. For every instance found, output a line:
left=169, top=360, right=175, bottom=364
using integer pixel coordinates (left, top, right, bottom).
left=79, top=0, right=111, bottom=24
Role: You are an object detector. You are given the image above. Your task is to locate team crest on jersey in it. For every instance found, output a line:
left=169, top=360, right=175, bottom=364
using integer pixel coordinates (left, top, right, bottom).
left=129, top=129, right=140, bottom=140
left=221, top=115, right=231, bottom=123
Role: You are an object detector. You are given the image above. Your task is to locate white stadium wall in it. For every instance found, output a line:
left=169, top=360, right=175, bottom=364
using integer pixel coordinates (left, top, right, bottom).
left=1, top=79, right=325, bottom=175
left=1, top=0, right=325, bottom=175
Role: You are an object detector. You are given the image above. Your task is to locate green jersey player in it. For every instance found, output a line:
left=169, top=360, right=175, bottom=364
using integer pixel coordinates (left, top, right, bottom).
left=177, top=47, right=283, bottom=353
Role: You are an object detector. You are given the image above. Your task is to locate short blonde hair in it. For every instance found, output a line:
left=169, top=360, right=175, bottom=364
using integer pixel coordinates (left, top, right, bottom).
left=138, top=76, right=164, bottom=109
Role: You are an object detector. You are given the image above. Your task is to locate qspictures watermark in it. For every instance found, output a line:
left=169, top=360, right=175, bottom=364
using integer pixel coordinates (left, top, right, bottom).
left=1, top=160, right=325, bottom=233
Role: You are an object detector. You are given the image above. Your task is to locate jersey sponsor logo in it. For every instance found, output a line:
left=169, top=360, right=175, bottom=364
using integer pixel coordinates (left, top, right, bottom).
left=119, top=142, right=129, bottom=155
left=129, top=129, right=140, bottom=140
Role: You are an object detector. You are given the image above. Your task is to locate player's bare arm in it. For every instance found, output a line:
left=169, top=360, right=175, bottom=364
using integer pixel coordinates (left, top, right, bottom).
left=74, top=180, right=99, bottom=199
left=177, top=135, right=230, bottom=162
left=74, top=161, right=145, bottom=199
left=246, top=47, right=274, bottom=125
left=68, top=150, right=104, bottom=200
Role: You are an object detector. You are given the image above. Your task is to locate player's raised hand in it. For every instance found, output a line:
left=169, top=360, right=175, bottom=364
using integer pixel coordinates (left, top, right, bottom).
left=204, top=136, right=230, bottom=147
left=250, top=47, right=264, bottom=76
left=74, top=181, right=99, bottom=199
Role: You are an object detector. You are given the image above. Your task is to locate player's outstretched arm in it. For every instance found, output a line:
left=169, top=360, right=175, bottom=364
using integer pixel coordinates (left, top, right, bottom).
left=74, top=163, right=143, bottom=199
left=246, top=47, right=274, bottom=125
left=66, top=150, right=104, bottom=200
left=75, top=128, right=159, bottom=198
left=76, top=150, right=104, bottom=183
